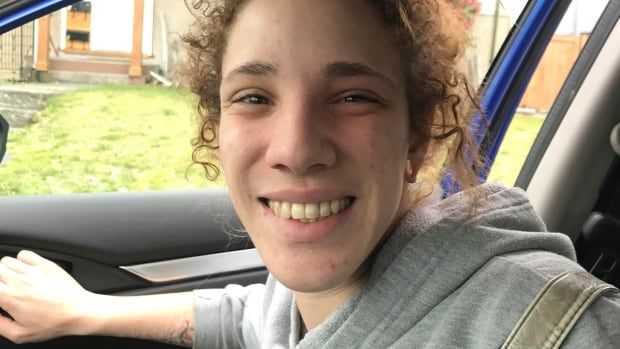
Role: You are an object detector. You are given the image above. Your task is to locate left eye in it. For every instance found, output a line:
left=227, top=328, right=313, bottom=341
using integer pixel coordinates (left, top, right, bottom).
left=234, top=94, right=270, bottom=105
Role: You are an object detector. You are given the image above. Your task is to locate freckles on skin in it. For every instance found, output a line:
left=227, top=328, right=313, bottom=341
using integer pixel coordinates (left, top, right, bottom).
left=329, top=262, right=336, bottom=272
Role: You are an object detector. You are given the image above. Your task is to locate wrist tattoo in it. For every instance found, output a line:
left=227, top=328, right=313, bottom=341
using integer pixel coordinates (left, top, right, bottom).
left=167, top=320, right=195, bottom=347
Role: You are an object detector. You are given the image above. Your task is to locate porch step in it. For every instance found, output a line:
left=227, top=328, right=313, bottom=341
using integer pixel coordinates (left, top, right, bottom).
left=0, top=89, right=50, bottom=110
left=0, top=83, right=86, bottom=128
left=38, top=70, right=143, bottom=84
left=0, top=104, right=38, bottom=128
left=49, top=58, right=130, bottom=75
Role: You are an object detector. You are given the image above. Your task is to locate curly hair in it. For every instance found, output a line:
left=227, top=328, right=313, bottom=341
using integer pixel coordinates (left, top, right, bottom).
left=181, top=0, right=485, bottom=199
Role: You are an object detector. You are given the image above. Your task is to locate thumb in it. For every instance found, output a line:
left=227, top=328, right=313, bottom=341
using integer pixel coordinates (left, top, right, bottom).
left=16, top=250, right=54, bottom=267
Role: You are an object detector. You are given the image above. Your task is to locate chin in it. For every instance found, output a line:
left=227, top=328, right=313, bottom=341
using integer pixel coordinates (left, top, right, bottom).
left=265, top=249, right=361, bottom=293
left=276, top=270, right=351, bottom=293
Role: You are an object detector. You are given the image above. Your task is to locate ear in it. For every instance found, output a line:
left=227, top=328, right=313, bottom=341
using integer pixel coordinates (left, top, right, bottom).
left=405, top=131, right=429, bottom=183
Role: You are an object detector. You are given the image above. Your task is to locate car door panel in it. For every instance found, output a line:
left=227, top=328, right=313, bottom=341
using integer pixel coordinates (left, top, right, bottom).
left=0, top=190, right=267, bottom=348
left=0, top=190, right=266, bottom=293
left=0, top=189, right=248, bottom=266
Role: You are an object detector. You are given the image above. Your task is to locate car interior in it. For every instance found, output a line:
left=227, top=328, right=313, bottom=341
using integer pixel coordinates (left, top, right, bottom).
left=518, top=1, right=620, bottom=287
left=0, top=0, right=618, bottom=348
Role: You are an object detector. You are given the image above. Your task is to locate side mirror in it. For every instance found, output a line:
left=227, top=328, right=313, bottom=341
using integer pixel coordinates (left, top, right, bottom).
left=0, top=114, right=8, bottom=163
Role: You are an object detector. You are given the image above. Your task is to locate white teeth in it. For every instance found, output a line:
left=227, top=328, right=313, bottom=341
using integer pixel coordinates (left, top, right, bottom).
left=267, top=198, right=352, bottom=222
left=273, top=201, right=281, bottom=216
left=305, top=203, right=320, bottom=219
left=291, top=203, right=305, bottom=219
left=330, top=200, right=340, bottom=214
left=320, top=202, right=331, bottom=217
left=280, top=202, right=292, bottom=219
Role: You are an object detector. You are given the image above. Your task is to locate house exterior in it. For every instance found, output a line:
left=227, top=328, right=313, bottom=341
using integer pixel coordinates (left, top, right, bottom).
left=31, top=0, right=194, bottom=84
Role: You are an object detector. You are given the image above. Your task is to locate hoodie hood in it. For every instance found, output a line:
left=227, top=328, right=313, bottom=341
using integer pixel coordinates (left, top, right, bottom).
left=300, top=183, right=576, bottom=348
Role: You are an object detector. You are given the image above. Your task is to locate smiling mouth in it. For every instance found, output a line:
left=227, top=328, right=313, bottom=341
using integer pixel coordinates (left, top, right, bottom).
left=259, top=197, right=355, bottom=223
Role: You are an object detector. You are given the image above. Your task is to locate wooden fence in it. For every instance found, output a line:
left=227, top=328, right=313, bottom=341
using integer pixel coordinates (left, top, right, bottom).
left=519, top=34, right=589, bottom=112
left=0, top=22, right=35, bottom=80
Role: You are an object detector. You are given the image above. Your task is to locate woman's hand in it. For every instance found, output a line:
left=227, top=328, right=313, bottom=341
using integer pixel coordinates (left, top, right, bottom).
left=0, top=250, right=196, bottom=346
left=0, top=250, right=94, bottom=343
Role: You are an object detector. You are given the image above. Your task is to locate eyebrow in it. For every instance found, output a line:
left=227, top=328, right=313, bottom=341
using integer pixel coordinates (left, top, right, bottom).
left=323, top=61, right=395, bottom=87
left=223, top=61, right=278, bottom=82
left=223, top=60, right=395, bottom=87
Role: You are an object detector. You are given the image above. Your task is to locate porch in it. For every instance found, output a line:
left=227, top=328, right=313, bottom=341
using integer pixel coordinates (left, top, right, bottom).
left=33, top=0, right=150, bottom=84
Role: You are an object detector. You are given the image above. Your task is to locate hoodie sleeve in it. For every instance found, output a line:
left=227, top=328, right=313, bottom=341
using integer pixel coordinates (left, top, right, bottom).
left=192, top=283, right=265, bottom=349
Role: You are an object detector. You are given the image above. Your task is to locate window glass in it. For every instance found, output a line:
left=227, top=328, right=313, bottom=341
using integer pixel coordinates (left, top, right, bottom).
left=0, top=0, right=220, bottom=195
left=468, top=0, right=528, bottom=86
left=487, top=0, right=610, bottom=186
left=2, top=0, right=605, bottom=195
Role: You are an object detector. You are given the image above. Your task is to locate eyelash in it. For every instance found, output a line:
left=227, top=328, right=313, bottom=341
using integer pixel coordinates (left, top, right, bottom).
left=232, top=94, right=270, bottom=105
left=339, top=93, right=378, bottom=104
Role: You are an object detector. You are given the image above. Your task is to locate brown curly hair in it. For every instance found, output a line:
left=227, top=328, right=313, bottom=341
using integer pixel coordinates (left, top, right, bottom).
left=181, top=0, right=485, bottom=199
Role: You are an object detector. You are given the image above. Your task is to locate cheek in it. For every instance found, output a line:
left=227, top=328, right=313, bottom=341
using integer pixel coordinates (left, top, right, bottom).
left=218, top=119, right=257, bottom=174
left=217, top=119, right=263, bottom=210
left=353, top=123, right=408, bottom=177
left=352, top=121, right=409, bottom=220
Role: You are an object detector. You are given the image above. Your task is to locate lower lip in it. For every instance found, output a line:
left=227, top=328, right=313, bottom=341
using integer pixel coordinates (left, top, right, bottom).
left=262, top=202, right=354, bottom=243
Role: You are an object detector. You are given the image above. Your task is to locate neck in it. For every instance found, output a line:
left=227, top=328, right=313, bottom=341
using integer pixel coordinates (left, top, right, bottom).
left=294, top=276, right=365, bottom=330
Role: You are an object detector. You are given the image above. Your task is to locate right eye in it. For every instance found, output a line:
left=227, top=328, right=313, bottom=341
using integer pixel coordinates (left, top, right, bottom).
left=232, top=94, right=271, bottom=105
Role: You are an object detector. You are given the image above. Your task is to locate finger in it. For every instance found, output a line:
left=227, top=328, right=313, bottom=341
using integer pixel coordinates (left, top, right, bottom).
left=0, top=281, right=8, bottom=299
left=16, top=251, right=51, bottom=267
left=0, top=282, right=15, bottom=317
left=0, top=264, right=20, bottom=284
left=0, top=257, right=29, bottom=274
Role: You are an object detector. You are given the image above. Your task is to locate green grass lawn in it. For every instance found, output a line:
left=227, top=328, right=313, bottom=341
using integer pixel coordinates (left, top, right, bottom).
left=0, top=85, right=224, bottom=195
left=487, top=114, right=545, bottom=186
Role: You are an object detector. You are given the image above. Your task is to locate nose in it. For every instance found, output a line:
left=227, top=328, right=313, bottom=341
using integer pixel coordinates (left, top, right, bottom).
left=264, top=101, right=336, bottom=175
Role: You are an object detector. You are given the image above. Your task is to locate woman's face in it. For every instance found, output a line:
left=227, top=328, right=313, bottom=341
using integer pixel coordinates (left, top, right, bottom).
left=218, top=0, right=424, bottom=292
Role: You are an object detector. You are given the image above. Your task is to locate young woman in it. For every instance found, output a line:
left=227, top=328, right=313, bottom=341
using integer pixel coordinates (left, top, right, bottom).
left=0, top=0, right=618, bottom=348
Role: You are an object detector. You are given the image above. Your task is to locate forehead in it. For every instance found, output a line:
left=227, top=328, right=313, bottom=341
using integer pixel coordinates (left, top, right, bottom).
left=222, top=0, right=403, bottom=81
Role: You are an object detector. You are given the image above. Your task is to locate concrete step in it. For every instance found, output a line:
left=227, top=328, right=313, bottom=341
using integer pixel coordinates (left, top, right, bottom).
left=0, top=83, right=86, bottom=94
left=0, top=83, right=85, bottom=128
left=0, top=90, right=48, bottom=110
left=0, top=106, right=38, bottom=128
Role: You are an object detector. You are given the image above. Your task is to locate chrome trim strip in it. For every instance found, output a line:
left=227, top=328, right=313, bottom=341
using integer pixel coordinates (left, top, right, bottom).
left=120, top=248, right=265, bottom=283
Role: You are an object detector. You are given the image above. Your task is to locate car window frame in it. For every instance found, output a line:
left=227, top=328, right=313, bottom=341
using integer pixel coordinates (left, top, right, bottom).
left=439, top=0, right=574, bottom=193
left=0, top=0, right=80, bottom=34
left=515, top=0, right=620, bottom=189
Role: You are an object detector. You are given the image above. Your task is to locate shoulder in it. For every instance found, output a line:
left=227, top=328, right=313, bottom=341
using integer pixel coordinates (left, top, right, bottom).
left=484, top=250, right=620, bottom=348
left=564, top=290, right=620, bottom=348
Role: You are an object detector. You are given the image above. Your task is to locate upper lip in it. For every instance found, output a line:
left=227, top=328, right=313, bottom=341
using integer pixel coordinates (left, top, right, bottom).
left=259, top=188, right=355, bottom=203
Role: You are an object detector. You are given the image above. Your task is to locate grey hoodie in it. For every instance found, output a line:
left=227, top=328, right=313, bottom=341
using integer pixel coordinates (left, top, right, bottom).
left=193, top=183, right=620, bottom=348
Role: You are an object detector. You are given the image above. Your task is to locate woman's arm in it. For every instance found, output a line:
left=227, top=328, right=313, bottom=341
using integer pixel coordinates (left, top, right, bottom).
left=0, top=250, right=195, bottom=347
left=84, top=292, right=195, bottom=347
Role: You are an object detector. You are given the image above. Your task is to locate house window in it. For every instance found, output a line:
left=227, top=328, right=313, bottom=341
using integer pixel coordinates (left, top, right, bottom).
left=65, top=1, right=91, bottom=52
